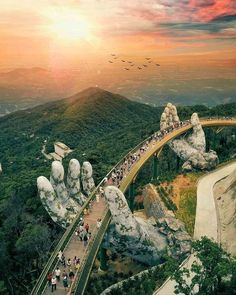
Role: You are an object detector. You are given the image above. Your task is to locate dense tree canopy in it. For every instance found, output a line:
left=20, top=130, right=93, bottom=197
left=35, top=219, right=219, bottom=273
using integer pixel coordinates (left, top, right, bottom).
left=173, top=237, right=236, bottom=295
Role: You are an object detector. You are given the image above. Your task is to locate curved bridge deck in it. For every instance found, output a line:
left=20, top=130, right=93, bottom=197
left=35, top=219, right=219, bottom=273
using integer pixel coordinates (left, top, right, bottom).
left=31, top=118, right=236, bottom=295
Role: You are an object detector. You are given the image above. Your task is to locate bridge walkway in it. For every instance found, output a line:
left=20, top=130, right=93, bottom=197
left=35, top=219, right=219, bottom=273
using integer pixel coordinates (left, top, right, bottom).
left=42, top=197, right=107, bottom=295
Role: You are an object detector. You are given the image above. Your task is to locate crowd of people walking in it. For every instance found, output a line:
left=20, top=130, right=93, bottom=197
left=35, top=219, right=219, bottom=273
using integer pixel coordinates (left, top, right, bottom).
left=75, top=219, right=91, bottom=247
left=104, top=120, right=190, bottom=187
left=46, top=250, right=81, bottom=293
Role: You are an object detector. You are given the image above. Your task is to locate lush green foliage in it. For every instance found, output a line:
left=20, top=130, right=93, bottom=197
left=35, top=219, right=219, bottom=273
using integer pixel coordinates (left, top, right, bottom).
left=85, top=257, right=178, bottom=295
left=173, top=237, right=236, bottom=295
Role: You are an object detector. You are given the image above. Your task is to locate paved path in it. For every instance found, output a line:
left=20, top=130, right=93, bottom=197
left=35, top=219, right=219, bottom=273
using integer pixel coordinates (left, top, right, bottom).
left=42, top=197, right=107, bottom=295
left=154, top=161, right=236, bottom=295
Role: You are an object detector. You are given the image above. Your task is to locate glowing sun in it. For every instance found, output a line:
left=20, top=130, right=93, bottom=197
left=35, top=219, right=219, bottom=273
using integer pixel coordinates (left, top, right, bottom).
left=49, top=11, right=92, bottom=41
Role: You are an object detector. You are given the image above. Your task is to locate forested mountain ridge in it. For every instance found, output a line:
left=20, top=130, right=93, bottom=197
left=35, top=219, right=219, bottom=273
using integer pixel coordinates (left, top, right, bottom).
left=1, top=87, right=236, bottom=294
left=0, top=87, right=163, bottom=197
left=1, top=87, right=236, bottom=202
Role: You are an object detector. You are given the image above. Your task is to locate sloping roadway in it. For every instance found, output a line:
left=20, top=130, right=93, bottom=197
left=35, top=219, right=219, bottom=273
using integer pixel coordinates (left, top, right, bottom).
left=30, top=118, right=236, bottom=295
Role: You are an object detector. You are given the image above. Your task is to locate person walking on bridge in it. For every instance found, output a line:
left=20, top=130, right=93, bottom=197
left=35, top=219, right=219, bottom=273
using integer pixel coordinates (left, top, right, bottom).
left=63, top=275, right=69, bottom=291
left=85, top=223, right=89, bottom=233
left=55, top=267, right=61, bottom=281
left=83, top=233, right=88, bottom=247
left=47, top=272, right=52, bottom=287
left=51, top=276, right=57, bottom=292
left=69, top=269, right=75, bottom=283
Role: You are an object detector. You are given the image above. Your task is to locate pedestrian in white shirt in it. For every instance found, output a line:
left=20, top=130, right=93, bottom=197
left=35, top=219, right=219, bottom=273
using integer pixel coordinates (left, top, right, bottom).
left=55, top=267, right=61, bottom=281
left=51, top=277, right=57, bottom=292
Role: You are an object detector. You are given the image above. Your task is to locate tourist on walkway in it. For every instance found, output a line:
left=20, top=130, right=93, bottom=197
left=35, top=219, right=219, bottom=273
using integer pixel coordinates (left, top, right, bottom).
left=51, top=276, right=57, bottom=292
left=79, top=228, right=85, bottom=241
left=62, top=269, right=67, bottom=278
left=84, top=233, right=88, bottom=247
left=69, top=269, right=75, bottom=282
left=85, top=223, right=89, bottom=233
left=61, top=253, right=66, bottom=267
left=75, top=229, right=79, bottom=238
left=97, top=218, right=102, bottom=228
left=78, top=217, right=84, bottom=226
left=79, top=223, right=84, bottom=232
left=67, top=258, right=71, bottom=267
left=55, top=267, right=61, bottom=281
left=47, top=272, right=53, bottom=287
left=96, top=193, right=100, bottom=203
left=73, top=256, right=77, bottom=266
left=58, top=250, right=63, bottom=262
left=75, top=258, right=80, bottom=270
left=99, top=186, right=105, bottom=197
left=63, top=275, right=69, bottom=291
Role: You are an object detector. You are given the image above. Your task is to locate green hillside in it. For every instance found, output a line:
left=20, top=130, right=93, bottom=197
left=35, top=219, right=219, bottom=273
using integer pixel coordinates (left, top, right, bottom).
left=0, top=87, right=163, bottom=201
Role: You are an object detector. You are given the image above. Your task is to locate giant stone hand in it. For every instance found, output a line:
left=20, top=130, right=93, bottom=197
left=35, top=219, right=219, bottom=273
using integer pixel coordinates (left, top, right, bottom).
left=37, top=176, right=75, bottom=228
left=103, top=185, right=192, bottom=265
left=103, top=186, right=167, bottom=265
left=160, top=103, right=218, bottom=171
left=67, top=159, right=87, bottom=206
left=81, top=161, right=95, bottom=196
left=37, top=158, right=95, bottom=228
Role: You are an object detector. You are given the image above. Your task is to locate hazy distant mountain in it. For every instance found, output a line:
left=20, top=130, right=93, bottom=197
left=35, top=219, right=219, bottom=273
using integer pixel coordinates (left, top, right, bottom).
left=0, top=66, right=236, bottom=117
left=0, top=67, right=75, bottom=116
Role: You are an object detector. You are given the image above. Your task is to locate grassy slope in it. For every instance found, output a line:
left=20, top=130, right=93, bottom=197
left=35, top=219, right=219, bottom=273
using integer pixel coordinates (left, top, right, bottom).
left=174, top=173, right=202, bottom=236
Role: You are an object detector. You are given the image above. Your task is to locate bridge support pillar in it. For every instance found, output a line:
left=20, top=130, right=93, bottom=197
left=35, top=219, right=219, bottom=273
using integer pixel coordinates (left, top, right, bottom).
left=152, top=153, right=158, bottom=180
left=128, top=180, right=135, bottom=213
left=99, top=247, right=108, bottom=271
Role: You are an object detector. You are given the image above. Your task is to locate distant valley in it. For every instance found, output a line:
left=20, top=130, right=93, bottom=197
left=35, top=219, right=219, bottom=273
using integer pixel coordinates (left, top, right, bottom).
left=0, top=65, right=236, bottom=116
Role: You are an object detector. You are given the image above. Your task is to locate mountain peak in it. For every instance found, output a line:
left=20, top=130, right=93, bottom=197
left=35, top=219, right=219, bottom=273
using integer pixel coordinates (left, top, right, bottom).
left=75, top=86, right=114, bottom=96
left=66, top=87, right=129, bottom=106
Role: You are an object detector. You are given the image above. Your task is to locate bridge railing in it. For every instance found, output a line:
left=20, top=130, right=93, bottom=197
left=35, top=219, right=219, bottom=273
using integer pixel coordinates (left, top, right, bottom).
left=31, top=117, right=236, bottom=294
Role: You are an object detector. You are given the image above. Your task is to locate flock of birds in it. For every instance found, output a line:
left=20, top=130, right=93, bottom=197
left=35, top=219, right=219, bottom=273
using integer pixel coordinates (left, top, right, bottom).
left=108, top=54, right=160, bottom=71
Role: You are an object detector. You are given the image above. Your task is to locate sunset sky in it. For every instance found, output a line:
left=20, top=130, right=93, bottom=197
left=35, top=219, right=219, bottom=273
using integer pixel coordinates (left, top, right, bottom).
left=0, top=0, right=235, bottom=69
